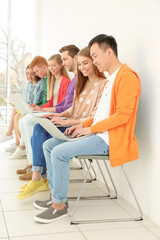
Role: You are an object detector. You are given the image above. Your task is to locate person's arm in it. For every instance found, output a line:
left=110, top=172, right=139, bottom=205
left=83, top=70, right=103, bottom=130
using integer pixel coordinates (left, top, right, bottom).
left=32, top=80, right=44, bottom=104
left=51, top=118, right=80, bottom=126
left=37, top=77, right=48, bottom=106
left=91, top=72, right=139, bottom=133
left=54, top=76, right=76, bottom=113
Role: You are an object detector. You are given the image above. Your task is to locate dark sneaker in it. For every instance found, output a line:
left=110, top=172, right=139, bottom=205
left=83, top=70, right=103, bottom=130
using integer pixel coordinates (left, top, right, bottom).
left=33, top=198, right=52, bottom=210
left=33, top=196, right=69, bottom=210
left=34, top=202, right=68, bottom=223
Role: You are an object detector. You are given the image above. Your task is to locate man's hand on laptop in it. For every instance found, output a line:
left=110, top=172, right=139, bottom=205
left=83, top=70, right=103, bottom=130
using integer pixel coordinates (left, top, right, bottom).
left=64, top=124, right=83, bottom=136
left=71, top=127, right=91, bottom=138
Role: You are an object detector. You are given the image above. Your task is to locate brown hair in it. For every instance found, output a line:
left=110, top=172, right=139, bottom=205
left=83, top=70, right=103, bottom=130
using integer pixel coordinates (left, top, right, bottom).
left=26, top=64, right=41, bottom=82
left=59, top=45, right=79, bottom=58
left=30, top=56, right=48, bottom=68
left=74, top=46, right=105, bottom=100
left=47, top=54, right=70, bottom=100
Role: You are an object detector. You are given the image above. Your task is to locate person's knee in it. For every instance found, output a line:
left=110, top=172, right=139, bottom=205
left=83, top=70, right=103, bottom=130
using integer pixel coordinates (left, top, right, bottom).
left=33, top=124, right=42, bottom=138
left=43, top=139, right=48, bottom=152
left=51, top=145, right=65, bottom=160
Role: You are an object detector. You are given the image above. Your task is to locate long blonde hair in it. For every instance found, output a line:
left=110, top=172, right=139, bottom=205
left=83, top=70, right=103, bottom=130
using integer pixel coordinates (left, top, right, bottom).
left=47, top=54, right=70, bottom=100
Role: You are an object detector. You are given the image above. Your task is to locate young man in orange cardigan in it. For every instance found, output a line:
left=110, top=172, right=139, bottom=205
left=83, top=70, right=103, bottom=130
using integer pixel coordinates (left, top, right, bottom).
left=33, top=34, right=141, bottom=223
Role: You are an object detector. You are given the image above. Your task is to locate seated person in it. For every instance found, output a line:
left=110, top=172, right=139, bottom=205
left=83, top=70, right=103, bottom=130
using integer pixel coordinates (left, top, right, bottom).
left=4, top=56, right=48, bottom=156
left=17, top=46, right=106, bottom=200
left=32, top=34, right=141, bottom=224
left=16, top=45, right=79, bottom=177
left=1, top=65, right=43, bottom=153
left=10, top=53, right=70, bottom=161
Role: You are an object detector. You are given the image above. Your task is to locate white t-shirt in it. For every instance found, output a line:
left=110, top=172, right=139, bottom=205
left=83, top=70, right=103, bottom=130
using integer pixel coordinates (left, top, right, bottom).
left=92, top=67, right=120, bottom=146
left=53, top=81, right=61, bottom=105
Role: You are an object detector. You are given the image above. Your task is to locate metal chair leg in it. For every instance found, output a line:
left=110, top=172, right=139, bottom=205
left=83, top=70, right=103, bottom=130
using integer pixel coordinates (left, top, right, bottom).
left=70, top=161, right=143, bottom=224
left=103, top=160, right=118, bottom=197
left=69, top=158, right=96, bottom=183
left=68, top=159, right=110, bottom=200
left=70, top=159, right=83, bottom=170
left=121, top=165, right=143, bottom=220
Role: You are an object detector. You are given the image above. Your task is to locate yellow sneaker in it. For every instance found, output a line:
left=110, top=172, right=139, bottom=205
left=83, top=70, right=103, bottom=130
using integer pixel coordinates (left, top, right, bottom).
left=17, top=178, right=49, bottom=200
left=19, top=183, right=28, bottom=192
left=19, top=179, right=49, bottom=192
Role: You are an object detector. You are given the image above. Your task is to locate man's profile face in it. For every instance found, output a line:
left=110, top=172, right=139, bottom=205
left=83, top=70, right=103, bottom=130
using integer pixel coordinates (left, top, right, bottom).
left=33, top=65, right=47, bottom=79
left=90, top=43, right=109, bottom=72
left=61, top=51, right=75, bottom=72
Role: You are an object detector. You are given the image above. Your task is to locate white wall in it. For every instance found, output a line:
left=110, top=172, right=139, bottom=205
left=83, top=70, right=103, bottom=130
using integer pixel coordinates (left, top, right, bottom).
left=35, top=0, right=160, bottom=224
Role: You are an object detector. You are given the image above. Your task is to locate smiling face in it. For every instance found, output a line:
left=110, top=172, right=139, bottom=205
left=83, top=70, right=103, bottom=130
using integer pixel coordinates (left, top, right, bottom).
left=61, top=51, right=76, bottom=72
left=90, top=42, right=110, bottom=72
left=77, top=56, right=94, bottom=78
left=48, top=59, right=62, bottom=76
left=26, top=68, right=36, bottom=82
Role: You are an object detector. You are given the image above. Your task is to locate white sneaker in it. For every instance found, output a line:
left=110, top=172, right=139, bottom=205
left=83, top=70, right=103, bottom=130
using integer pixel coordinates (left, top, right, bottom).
left=5, top=143, right=18, bottom=153
left=8, top=147, right=26, bottom=160
left=0, top=134, right=14, bottom=143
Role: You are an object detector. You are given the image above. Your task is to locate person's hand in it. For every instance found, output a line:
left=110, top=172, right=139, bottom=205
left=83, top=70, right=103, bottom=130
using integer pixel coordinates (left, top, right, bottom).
left=52, top=118, right=69, bottom=126
left=32, top=105, right=41, bottom=111
left=71, top=127, right=91, bottom=138
left=50, top=117, right=65, bottom=125
left=42, top=113, right=55, bottom=119
left=64, top=124, right=83, bottom=136
left=30, top=103, right=37, bottom=108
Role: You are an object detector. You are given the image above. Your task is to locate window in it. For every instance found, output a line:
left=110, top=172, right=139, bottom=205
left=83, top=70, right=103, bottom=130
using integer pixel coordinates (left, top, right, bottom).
left=0, top=0, right=35, bottom=123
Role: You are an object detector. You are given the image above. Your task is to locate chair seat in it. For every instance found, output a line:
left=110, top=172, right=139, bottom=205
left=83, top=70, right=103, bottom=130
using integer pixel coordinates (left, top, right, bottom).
left=76, top=155, right=109, bottom=160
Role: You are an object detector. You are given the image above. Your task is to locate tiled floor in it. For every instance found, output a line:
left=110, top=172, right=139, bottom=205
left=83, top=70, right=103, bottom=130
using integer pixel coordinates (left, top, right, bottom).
left=0, top=137, right=160, bottom=240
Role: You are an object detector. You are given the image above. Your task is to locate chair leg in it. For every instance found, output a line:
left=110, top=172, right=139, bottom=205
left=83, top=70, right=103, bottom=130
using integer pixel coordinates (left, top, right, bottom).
left=121, top=165, right=143, bottom=220
left=96, top=160, right=111, bottom=196
left=69, top=158, right=97, bottom=183
left=68, top=158, right=110, bottom=201
left=70, top=159, right=83, bottom=170
left=70, top=159, right=93, bottom=222
left=103, top=160, right=118, bottom=197
left=70, top=163, right=143, bottom=224
left=84, top=159, right=97, bottom=181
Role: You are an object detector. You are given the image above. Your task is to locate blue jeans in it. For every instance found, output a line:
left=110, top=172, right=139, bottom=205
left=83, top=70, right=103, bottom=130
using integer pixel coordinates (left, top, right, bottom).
left=31, top=123, right=68, bottom=178
left=43, top=135, right=109, bottom=204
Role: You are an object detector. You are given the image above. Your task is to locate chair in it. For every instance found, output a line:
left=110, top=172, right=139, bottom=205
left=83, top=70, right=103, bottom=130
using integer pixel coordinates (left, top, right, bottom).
left=70, top=155, right=143, bottom=224
left=70, top=158, right=97, bottom=183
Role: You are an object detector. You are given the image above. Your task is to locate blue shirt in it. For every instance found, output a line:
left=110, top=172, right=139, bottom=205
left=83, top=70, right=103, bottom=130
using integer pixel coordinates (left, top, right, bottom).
left=25, top=79, right=44, bottom=104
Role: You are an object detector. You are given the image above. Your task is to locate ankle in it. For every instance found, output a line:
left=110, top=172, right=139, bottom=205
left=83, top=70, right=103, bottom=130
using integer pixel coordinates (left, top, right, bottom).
left=32, top=172, right=41, bottom=182
left=19, top=145, right=26, bottom=150
left=52, top=201, right=65, bottom=210
left=6, top=132, right=12, bottom=136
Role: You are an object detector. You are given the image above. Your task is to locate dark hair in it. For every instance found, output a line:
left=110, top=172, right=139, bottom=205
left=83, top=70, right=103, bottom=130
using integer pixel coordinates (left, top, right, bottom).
left=59, top=45, right=79, bottom=58
left=88, top=34, right=118, bottom=57
left=26, top=64, right=41, bottom=82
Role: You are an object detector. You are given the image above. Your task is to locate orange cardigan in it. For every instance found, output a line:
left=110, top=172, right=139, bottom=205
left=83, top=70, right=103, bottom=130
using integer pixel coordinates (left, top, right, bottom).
left=82, top=64, right=141, bottom=167
left=40, top=76, right=70, bottom=108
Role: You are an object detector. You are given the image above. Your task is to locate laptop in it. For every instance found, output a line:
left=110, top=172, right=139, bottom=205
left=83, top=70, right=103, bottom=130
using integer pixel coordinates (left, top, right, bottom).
left=33, top=115, right=91, bottom=142
left=10, top=93, right=52, bottom=116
